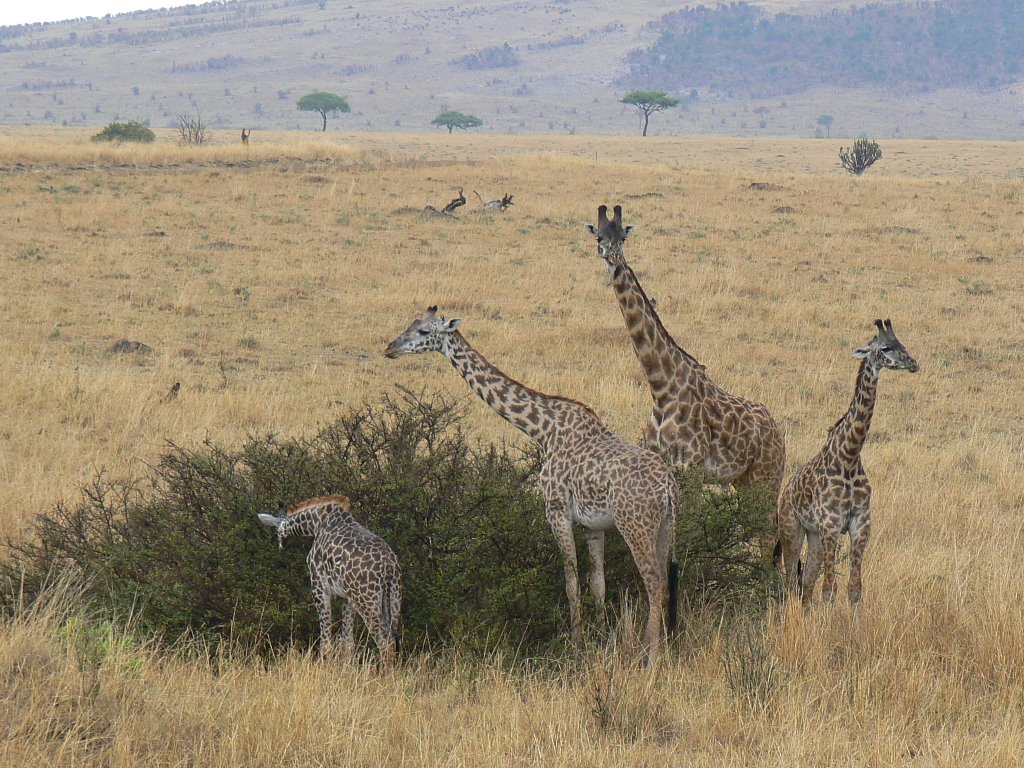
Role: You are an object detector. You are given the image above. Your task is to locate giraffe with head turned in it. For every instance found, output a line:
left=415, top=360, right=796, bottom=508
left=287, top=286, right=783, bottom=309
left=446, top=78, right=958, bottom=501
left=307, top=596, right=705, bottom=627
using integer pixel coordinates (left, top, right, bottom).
left=385, top=307, right=678, bottom=665
left=258, top=494, right=402, bottom=667
left=778, top=319, right=918, bottom=606
left=586, top=204, right=787, bottom=558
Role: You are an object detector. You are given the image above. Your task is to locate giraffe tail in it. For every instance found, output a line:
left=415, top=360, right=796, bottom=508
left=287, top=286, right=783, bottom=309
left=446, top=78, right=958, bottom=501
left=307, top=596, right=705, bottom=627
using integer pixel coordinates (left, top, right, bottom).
left=667, top=559, right=680, bottom=635
left=772, top=537, right=783, bottom=569
left=381, top=572, right=401, bottom=661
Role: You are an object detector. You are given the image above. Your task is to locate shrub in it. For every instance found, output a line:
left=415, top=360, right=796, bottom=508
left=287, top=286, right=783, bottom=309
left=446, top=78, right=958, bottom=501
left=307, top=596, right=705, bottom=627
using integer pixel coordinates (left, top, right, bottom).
left=91, top=120, right=155, bottom=143
left=839, top=138, right=882, bottom=175
left=452, top=43, right=520, bottom=71
left=1, top=389, right=776, bottom=657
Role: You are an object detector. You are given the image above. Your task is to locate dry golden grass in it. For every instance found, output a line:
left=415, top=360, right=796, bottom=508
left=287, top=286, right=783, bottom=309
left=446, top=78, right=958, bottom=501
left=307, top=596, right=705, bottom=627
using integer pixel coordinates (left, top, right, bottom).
left=1, top=128, right=1023, bottom=766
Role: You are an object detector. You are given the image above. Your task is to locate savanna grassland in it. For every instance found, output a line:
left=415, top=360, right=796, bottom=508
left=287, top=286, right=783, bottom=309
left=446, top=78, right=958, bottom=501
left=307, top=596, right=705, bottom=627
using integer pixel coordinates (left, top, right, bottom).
left=2, top=128, right=1024, bottom=766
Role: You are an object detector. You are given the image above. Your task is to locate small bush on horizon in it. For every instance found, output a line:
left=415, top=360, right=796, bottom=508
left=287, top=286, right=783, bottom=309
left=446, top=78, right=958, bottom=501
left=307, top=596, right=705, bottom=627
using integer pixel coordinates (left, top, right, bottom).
left=91, top=120, right=156, bottom=143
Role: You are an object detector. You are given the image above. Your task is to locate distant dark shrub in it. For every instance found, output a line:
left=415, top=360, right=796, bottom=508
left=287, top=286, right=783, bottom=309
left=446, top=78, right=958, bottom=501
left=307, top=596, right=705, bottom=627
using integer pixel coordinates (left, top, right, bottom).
left=1, top=389, right=776, bottom=657
left=453, top=43, right=520, bottom=70
left=91, top=120, right=155, bottom=143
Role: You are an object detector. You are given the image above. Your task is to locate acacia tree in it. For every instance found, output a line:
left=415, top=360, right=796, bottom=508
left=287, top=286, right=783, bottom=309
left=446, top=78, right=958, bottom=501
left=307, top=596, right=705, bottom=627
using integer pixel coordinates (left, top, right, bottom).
left=297, top=91, right=351, bottom=132
left=621, top=90, right=680, bottom=136
left=431, top=111, right=483, bottom=133
left=816, top=114, right=834, bottom=137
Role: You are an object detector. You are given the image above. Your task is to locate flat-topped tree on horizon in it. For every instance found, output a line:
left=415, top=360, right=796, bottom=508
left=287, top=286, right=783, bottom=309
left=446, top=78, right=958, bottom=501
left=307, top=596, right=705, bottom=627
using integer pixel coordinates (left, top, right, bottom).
left=297, top=91, right=351, bottom=132
left=621, top=90, right=680, bottom=137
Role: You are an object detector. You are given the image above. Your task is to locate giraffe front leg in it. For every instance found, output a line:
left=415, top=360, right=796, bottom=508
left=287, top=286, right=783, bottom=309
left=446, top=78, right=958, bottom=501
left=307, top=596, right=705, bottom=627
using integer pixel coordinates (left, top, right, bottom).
left=311, top=580, right=333, bottom=658
left=820, top=529, right=841, bottom=604
left=548, top=509, right=583, bottom=644
left=847, top=511, right=871, bottom=606
left=801, top=529, right=824, bottom=607
left=584, top=530, right=606, bottom=618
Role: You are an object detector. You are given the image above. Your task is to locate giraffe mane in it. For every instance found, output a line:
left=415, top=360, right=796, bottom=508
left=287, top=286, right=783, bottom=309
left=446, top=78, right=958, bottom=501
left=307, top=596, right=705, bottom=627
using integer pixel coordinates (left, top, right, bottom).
left=453, top=331, right=603, bottom=420
left=285, top=493, right=351, bottom=516
left=825, top=357, right=869, bottom=437
left=616, top=259, right=702, bottom=370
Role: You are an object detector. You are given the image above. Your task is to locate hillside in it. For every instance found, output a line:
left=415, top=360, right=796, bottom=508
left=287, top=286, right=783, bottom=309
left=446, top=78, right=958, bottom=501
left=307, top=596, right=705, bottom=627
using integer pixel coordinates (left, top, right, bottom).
left=0, top=0, right=1021, bottom=139
left=626, top=0, right=1024, bottom=96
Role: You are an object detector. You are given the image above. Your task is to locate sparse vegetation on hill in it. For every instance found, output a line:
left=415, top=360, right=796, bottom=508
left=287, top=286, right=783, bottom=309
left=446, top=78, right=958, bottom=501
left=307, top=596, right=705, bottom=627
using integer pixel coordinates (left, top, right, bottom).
left=627, top=0, right=1024, bottom=98
left=452, top=42, right=520, bottom=70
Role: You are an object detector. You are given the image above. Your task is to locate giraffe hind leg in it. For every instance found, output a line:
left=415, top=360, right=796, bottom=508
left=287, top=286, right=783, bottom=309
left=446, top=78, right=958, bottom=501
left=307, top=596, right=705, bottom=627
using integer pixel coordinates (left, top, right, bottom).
left=618, top=522, right=665, bottom=666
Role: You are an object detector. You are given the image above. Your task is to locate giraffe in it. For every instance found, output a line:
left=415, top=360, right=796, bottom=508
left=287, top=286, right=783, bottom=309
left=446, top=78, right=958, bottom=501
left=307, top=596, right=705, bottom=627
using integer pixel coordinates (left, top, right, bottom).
left=586, top=204, right=787, bottom=559
left=777, top=319, right=918, bottom=606
left=385, top=307, right=678, bottom=665
left=258, top=493, right=402, bottom=667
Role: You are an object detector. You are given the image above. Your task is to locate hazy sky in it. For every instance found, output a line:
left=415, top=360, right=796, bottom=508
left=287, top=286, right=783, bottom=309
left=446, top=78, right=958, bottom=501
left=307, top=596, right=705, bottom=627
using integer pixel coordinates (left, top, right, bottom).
left=1, top=1, right=163, bottom=26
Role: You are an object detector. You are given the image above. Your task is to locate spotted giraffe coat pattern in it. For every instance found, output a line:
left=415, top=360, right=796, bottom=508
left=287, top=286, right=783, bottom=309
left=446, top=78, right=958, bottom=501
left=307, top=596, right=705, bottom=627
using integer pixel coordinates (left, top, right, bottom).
left=258, top=494, right=402, bottom=666
left=777, top=319, right=918, bottom=605
left=587, top=204, right=786, bottom=492
left=386, top=307, right=677, bottom=665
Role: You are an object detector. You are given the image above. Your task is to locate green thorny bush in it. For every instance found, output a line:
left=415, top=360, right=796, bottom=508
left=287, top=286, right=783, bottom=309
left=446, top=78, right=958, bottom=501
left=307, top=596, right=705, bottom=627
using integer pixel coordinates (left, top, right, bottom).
left=1, top=388, right=778, bottom=658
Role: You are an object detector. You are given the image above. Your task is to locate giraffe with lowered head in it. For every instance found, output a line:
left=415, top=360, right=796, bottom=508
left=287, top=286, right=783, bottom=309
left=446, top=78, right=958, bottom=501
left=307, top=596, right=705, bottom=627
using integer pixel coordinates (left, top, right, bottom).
left=586, top=204, right=786, bottom=554
left=777, top=319, right=918, bottom=605
left=385, top=307, right=678, bottom=665
left=258, top=494, right=402, bottom=667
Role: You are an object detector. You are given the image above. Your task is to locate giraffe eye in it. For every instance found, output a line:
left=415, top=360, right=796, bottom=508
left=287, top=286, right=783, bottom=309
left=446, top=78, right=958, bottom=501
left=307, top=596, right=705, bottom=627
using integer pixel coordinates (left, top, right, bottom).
left=417, top=329, right=430, bottom=336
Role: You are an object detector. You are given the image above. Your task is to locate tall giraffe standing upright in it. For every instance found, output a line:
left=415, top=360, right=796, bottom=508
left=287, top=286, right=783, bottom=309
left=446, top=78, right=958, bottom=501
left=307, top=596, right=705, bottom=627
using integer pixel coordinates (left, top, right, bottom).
left=778, top=319, right=917, bottom=605
left=385, top=307, right=678, bottom=664
left=586, top=205, right=786, bottom=553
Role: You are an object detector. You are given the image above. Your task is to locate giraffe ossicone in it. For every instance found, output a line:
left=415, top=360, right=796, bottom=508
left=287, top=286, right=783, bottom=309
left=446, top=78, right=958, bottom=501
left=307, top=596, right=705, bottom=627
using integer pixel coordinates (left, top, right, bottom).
left=385, top=307, right=678, bottom=665
left=258, top=494, right=402, bottom=667
left=777, top=319, right=918, bottom=606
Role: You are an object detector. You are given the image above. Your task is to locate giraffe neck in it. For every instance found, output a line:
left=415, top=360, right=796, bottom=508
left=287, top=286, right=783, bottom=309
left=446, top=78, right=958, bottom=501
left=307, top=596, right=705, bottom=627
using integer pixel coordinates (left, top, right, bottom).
left=281, top=499, right=347, bottom=537
left=609, top=259, right=703, bottom=401
left=829, top=358, right=882, bottom=462
left=441, top=331, right=571, bottom=445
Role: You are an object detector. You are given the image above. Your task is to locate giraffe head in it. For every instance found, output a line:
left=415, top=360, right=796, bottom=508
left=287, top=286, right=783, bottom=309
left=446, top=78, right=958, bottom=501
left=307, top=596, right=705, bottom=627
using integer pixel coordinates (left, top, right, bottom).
left=384, top=305, right=462, bottom=358
left=257, top=511, right=287, bottom=548
left=586, top=204, right=635, bottom=267
left=852, top=319, right=919, bottom=373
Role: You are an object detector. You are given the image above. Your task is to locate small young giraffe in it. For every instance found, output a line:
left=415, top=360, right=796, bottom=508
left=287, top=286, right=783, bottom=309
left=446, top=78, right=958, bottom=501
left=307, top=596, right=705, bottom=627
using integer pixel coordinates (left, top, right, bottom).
left=385, top=307, right=678, bottom=665
left=587, top=204, right=787, bottom=561
left=258, top=494, right=402, bottom=666
left=778, top=319, right=918, bottom=606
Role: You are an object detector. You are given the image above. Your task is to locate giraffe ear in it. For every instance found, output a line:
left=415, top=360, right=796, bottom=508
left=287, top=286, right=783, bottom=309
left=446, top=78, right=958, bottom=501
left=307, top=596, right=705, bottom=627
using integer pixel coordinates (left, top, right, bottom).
left=623, top=225, right=636, bottom=239
left=852, top=346, right=872, bottom=359
left=442, top=318, right=462, bottom=332
left=586, top=224, right=599, bottom=237
left=257, top=513, right=281, bottom=528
